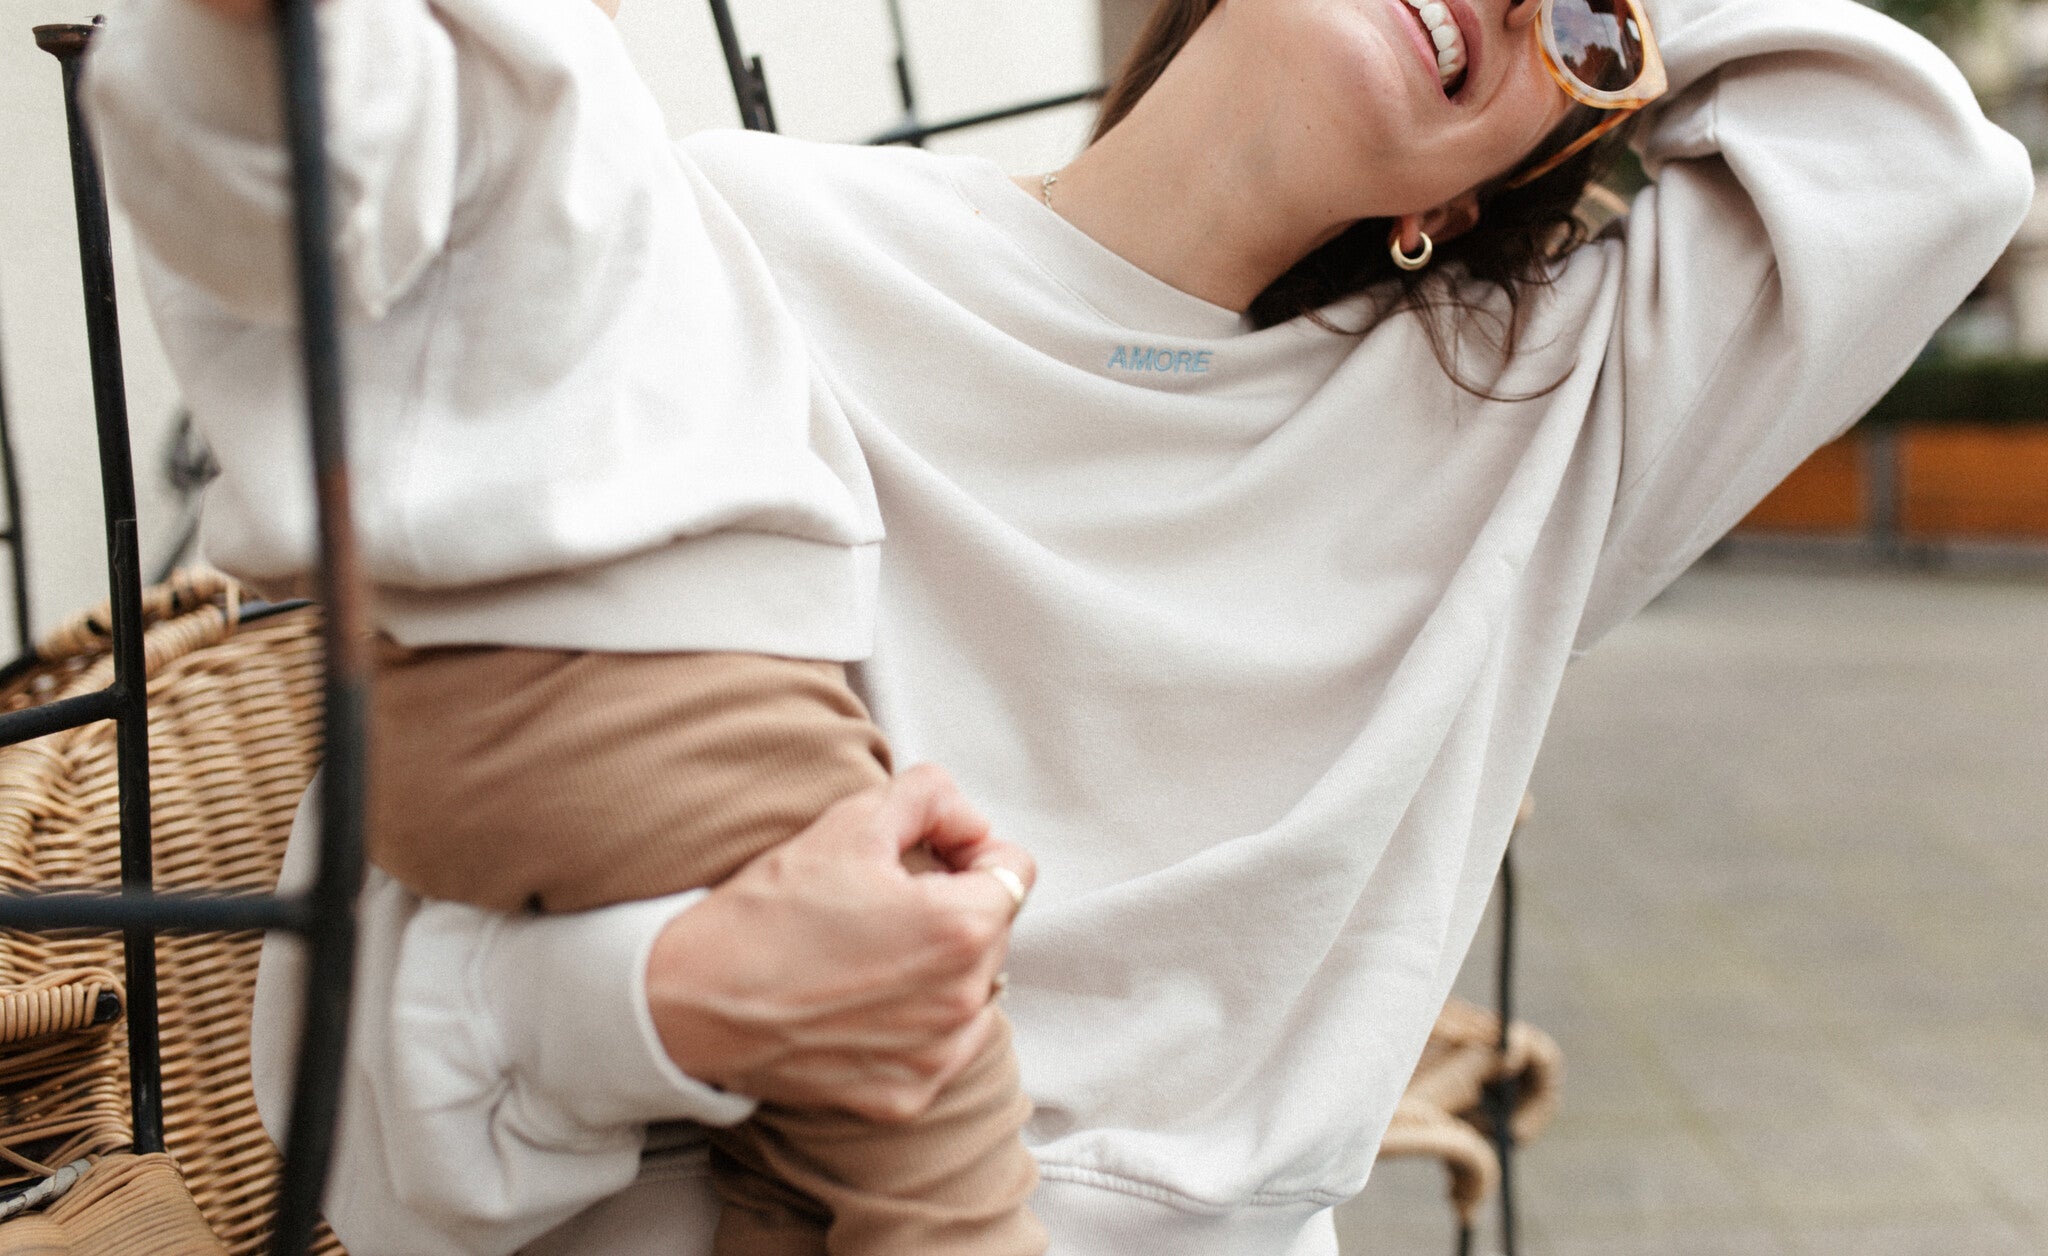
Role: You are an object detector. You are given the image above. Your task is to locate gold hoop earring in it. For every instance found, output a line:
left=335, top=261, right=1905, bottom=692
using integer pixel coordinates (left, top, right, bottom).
left=1389, top=228, right=1433, bottom=271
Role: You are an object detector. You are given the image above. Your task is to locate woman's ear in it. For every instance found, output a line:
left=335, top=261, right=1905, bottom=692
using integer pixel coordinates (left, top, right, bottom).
left=1393, top=193, right=1482, bottom=254
left=1420, top=192, right=1483, bottom=245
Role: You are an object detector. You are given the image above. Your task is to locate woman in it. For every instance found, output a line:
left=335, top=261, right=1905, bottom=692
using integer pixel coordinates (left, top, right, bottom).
left=86, top=0, right=2028, bottom=1252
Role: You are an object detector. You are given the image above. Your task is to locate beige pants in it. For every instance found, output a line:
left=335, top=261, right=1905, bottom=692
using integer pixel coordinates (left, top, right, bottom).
left=370, top=644, right=1044, bottom=1256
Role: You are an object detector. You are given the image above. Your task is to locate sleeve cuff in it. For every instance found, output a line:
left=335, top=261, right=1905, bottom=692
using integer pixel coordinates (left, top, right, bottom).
left=478, top=888, right=759, bottom=1132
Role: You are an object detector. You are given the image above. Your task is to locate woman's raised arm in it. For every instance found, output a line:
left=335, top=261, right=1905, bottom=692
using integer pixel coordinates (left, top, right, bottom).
left=1573, top=0, right=2032, bottom=647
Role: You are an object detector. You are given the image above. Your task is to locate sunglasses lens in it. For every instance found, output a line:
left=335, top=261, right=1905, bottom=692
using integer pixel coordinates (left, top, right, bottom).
left=1548, top=0, right=1645, bottom=93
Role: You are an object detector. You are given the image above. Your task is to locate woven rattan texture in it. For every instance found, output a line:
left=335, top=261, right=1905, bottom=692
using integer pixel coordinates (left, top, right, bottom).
left=0, top=571, right=337, bottom=1254
left=0, top=969, right=120, bottom=1050
left=0, top=1152, right=226, bottom=1255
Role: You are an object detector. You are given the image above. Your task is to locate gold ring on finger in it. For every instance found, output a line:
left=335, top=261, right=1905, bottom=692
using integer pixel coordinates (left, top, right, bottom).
left=983, top=865, right=1028, bottom=919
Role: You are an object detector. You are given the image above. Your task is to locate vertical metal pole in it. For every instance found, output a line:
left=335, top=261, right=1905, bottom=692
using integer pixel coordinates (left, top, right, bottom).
left=268, top=0, right=368, bottom=1250
left=706, top=0, right=776, bottom=132
left=1488, top=848, right=1520, bottom=1256
left=1863, top=427, right=1902, bottom=564
left=746, top=55, right=778, bottom=133
left=881, top=0, right=921, bottom=140
left=34, top=19, right=163, bottom=1158
left=0, top=315, right=31, bottom=655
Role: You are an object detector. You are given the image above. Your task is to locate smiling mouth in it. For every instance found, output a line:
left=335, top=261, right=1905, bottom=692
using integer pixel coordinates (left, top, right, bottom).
left=1400, top=0, right=1469, bottom=96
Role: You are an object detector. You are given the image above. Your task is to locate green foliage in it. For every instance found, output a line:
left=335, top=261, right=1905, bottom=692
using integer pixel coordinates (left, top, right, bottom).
left=1864, top=356, right=2048, bottom=427
left=1858, top=0, right=1989, bottom=42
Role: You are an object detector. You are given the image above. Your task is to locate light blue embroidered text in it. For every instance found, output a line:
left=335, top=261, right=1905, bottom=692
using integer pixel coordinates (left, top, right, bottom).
left=1107, top=346, right=1213, bottom=375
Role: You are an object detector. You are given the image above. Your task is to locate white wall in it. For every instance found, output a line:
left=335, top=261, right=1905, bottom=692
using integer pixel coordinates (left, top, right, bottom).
left=0, top=0, right=1098, bottom=658
left=1, top=2, right=192, bottom=658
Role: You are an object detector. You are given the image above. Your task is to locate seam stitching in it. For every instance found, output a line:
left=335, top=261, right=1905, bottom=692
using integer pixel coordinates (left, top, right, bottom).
left=1034, top=1162, right=1354, bottom=1212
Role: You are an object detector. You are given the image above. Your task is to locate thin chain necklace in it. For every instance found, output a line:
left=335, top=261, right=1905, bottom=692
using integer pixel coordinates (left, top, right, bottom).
left=1040, top=172, right=1059, bottom=208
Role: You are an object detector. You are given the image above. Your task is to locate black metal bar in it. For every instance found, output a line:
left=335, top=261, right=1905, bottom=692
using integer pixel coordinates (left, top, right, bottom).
left=0, top=651, right=41, bottom=693
left=1488, top=847, right=1520, bottom=1256
left=0, top=686, right=121, bottom=748
left=0, top=318, right=30, bottom=654
left=268, top=0, right=369, bottom=1249
left=0, top=890, right=312, bottom=935
left=706, top=0, right=776, bottom=132
left=880, top=0, right=920, bottom=143
left=239, top=597, right=316, bottom=626
left=1455, top=1220, right=1473, bottom=1256
left=746, top=54, right=778, bottom=133
left=865, top=86, right=1104, bottom=147
left=36, top=19, right=165, bottom=1159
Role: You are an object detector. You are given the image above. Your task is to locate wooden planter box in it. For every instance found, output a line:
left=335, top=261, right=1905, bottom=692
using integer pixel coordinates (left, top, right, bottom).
left=1739, top=424, right=2048, bottom=541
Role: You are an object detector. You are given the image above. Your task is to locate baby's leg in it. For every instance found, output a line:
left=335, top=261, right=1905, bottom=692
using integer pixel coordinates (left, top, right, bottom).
left=709, top=1010, right=1044, bottom=1256
left=369, top=643, right=890, bottom=911
left=369, top=643, right=1037, bottom=1252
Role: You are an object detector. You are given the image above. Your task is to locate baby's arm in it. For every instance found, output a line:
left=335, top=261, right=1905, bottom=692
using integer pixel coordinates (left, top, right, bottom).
left=86, top=0, right=463, bottom=326
left=87, top=0, right=856, bottom=598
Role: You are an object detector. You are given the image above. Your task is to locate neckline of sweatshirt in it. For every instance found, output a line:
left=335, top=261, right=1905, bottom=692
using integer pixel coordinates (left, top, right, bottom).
left=940, top=156, right=1256, bottom=341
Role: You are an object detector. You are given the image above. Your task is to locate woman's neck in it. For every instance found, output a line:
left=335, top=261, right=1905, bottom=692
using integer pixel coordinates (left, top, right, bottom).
left=1022, top=20, right=1353, bottom=314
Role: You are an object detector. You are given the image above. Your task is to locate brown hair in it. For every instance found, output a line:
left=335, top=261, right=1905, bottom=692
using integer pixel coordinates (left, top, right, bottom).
left=1096, top=0, right=1640, bottom=389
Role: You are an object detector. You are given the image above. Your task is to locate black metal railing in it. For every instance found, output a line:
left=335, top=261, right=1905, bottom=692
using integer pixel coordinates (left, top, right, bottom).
left=703, top=0, right=1104, bottom=146
left=0, top=317, right=30, bottom=657
left=0, top=10, right=367, bottom=1256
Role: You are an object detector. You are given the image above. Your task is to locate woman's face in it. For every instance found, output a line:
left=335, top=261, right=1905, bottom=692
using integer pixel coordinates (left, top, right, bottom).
left=1230, top=0, right=1579, bottom=219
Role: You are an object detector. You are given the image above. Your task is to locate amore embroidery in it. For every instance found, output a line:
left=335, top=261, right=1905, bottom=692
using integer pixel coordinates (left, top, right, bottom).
left=1107, top=345, right=1214, bottom=375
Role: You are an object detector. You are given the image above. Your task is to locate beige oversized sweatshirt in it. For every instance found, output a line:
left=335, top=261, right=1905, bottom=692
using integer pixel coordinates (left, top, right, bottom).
left=86, top=0, right=2031, bottom=1252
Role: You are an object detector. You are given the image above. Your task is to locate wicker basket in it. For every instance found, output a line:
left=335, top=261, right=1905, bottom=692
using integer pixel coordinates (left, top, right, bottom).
left=0, top=570, right=335, bottom=1254
left=1377, top=996, right=1565, bottom=1225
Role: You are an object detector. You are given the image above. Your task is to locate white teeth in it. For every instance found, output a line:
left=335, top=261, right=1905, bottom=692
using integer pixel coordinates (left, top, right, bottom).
left=1403, top=0, right=1467, bottom=89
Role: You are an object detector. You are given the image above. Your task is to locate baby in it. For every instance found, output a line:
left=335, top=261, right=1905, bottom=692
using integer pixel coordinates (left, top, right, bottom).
left=85, top=0, right=1044, bottom=1251
left=365, top=581, right=1042, bottom=1256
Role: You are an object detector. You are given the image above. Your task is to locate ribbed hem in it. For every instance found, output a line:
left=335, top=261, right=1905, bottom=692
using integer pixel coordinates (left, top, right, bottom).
left=377, top=533, right=879, bottom=659
left=1030, top=1172, right=1338, bottom=1256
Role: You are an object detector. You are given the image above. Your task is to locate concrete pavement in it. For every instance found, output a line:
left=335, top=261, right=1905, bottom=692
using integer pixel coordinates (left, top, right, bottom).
left=1337, top=562, right=2048, bottom=1256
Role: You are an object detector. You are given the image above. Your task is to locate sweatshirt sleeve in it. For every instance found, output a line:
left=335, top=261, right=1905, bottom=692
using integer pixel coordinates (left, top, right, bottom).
left=1572, top=0, right=2033, bottom=649
left=252, top=782, right=754, bottom=1256
left=85, top=0, right=462, bottom=325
